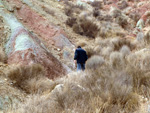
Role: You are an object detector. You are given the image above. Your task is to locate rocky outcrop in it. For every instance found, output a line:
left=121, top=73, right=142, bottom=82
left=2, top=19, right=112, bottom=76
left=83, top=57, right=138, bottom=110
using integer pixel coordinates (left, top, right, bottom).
left=3, top=0, right=73, bottom=49
left=0, top=1, right=66, bottom=79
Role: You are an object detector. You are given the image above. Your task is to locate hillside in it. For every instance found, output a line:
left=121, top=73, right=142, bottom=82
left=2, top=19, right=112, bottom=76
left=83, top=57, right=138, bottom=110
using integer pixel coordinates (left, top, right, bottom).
left=0, top=0, right=150, bottom=112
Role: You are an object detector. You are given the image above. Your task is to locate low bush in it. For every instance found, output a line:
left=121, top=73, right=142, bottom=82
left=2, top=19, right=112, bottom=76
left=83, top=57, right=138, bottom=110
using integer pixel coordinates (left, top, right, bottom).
left=84, top=46, right=95, bottom=58
left=117, top=0, right=128, bottom=10
left=111, top=38, right=135, bottom=51
left=129, top=12, right=141, bottom=23
left=120, top=45, right=131, bottom=56
left=109, top=52, right=124, bottom=69
left=64, top=6, right=74, bottom=16
left=0, top=48, right=6, bottom=63
left=98, top=15, right=112, bottom=21
left=90, top=1, right=103, bottom=9
left=115, top=16, right=128, bottom=29
left=66, top=17, right=77, bottom=27
left=110, top=7, right=122, bottom=18
left=93, top=9, right=100, bottom=17
left=86, top=55, right=105, bottom=70
left=144, top=30, right=150, bottom=44
left=6, top=64, right=52, bottom=94
left=80, top=19, right=99, bottom=38
left=64, top=1, right=84, bottom=16
left=25, top=77, right=56, bottom=94
left=71, top=17, right=99, bottom=38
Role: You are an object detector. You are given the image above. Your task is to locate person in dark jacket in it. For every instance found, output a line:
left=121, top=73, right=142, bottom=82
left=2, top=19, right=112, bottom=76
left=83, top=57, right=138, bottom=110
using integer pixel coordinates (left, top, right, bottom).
left=74, top=46, right=88, bottom=71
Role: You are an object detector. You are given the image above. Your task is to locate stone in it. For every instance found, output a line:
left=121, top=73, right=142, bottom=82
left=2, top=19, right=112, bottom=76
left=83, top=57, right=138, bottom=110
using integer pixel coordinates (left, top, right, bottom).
left=6, top=0, right=74, bottom=49
left=6, top=27, right=66, bottom=79
left=0, top=6, right=66, bottom=78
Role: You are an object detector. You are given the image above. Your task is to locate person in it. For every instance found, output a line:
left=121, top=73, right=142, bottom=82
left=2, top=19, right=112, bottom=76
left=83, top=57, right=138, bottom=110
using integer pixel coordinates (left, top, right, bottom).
left=74, top=46, right=88, bottom=71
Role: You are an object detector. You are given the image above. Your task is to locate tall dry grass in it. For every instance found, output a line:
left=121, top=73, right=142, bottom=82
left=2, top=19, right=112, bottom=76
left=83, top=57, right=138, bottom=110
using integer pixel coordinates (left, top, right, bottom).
left=10, top=45, right=150, bottom=112
left=0, top=47, right=6, bottom=63
left=6, top=64, right=53, bottom=94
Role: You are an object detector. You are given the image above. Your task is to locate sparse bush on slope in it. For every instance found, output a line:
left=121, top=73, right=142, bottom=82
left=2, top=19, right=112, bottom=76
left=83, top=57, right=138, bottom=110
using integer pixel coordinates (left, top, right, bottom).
left=120, top=45, right=131, bottom=56
left=90, top=1, right=103, bottom=9
left=79, top=18, right=99, bottom=38
left=129, top=12, right=141, bottom=23
left=84, top=46, right=95, bottom=58
left=64, top=1, right=84, bottom=16
left=66, top=17, right=77, bottom=27
left=117, top=0, right=128, bottom=10
left=144, top=30, right=150, bottom=44
left=115, top=16, right=128, bottom=29
left=67, top=16, right=99, bottom=38
left=6, top=64, right=53, bottom=94
left=0, top=48, right=6, bottom=63
left=110, top=51, right=125, bottom=69
left=93, top=8, right=100, bottom=17
left=111, top=38, right=135, bottom=51
left=86, top=55, right=105, bottom=69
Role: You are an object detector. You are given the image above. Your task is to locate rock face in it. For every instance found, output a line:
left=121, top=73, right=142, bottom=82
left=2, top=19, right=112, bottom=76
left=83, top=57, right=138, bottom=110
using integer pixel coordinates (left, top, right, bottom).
left=0, top=1, right=66, bottom=79
left=4, top=0, right=73, bottom=49
left=7, top=28, right=65, bottom=79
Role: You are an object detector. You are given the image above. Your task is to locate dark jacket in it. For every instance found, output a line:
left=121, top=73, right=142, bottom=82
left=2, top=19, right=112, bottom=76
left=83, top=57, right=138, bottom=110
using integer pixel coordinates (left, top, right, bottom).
left=74, top=48, right=88, bottom=63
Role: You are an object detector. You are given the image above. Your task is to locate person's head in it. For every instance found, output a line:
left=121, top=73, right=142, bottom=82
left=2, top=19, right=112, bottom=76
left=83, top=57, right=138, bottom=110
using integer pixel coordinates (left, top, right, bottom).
left=77, top=46, right=81, bottom=48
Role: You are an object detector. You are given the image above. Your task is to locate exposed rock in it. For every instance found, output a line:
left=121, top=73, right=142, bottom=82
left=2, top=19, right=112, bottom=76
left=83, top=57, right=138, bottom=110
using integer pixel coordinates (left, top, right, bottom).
left=5, top=0, right=74, bottom=49
left=0, top=6, right=66, bottom=79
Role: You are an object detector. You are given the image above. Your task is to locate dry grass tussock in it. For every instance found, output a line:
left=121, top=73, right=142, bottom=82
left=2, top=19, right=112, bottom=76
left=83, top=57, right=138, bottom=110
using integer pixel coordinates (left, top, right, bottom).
left=64, top=1, right=84, bottom=16
left=86, top=55, right=105, bottom=70
left=94, top=38, right=133, bottom=59
left=129, top=11, right=141, bottom=23
left=84, top=46, right=95, bottom=58
left=71, top=17, right=99, bottom=38
left=115, top=16, right=128, bottom=29
left=0, top=47, right=6, bottom=63
left=110, top=38, right=135, bottom=51
left=89, top=1, right=103, bottom=9
left=11, top=66, right=139, bottom=113
left=65, top=2, right=100, bottom=38
left=6, top=64, right=54, bottom=94
left=144, top=30, right=150, bottom=45
left=109, top=51, right=125, bottom=69
left=120, top=45, right=131, bottom=56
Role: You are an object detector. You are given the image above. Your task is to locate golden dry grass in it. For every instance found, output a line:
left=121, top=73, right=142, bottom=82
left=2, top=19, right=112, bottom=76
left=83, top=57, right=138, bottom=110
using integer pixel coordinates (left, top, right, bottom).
left=6, top=64, right=53, bottom=94
left=0, top=47, right=6, bottom=63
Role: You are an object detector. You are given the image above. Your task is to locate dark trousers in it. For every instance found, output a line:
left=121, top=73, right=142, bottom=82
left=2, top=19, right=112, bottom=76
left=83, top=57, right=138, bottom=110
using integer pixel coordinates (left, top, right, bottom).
left=77, top=63, right=85, bottom=71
